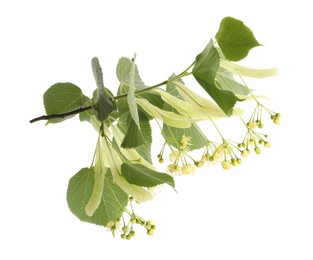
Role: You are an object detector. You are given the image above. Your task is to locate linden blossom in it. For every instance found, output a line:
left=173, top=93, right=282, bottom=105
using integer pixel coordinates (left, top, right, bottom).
left=30, top=16, right=280, bottom=239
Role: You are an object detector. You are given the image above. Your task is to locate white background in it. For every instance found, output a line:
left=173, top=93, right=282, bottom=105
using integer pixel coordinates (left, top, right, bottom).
left=1, top=0, right=312, bottom=259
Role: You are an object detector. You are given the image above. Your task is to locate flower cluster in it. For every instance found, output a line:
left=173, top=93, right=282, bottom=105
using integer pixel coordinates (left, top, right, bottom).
left=106, top=196, right=156, bottom=239
left=156, top=100, right=280, bottom=172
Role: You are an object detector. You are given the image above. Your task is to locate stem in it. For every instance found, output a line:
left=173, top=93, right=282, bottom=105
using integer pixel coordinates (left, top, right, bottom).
left=29, top=62, right=195, bottom=123
left=29, top=105, right=95, bottom=123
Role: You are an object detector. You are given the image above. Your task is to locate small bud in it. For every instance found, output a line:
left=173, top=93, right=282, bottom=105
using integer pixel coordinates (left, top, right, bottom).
left=274, top=118, right=280, bottom=125
left=159, top=158, right=164, bottom=163
left=122, top=226, right=129, bottom=234
left=247, top=121, right=256, bottom=128
left=222, top=160, right=231, bottom=170
left=231, top=158, right=238, bottom=167
left=147, top=229, right=154, bottom=236
left=145, top=223, right=152, bottom=230
left=241, top=149, right=250, bottom=157
left=254, top=147, right=261, bottom=154
left=121, top=234, right=127, bottom=239
left=236, top=158, right=242, bottom=164
left=264, top=141, right=271, bottom=148
left=195, top=160, right=205, bottom=167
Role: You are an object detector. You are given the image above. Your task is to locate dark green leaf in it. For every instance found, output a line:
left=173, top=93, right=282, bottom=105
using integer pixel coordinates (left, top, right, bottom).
left=192, top=40, right=239, bottom=116
left=91, top=57, right=116, bottom=121
left=134, top=115, right=153, bottom=163
left=43, top=82, right=88, bottom=124
left=121, top=163, right=175, bottom=189
left=67, top=168, right=128, bottom=226
left=118, top=112, right=152, bottom=162
left=121, top=113, right=144, bottom=148
left=215, top=17, right=261, bottom=61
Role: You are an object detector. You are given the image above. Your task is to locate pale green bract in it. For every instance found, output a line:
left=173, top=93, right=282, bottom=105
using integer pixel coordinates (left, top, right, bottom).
left=219, top=60, right=278, bottom=78
left=32, top=16, right=279, bottom=239
left=136, top=98, right=192, bottom=128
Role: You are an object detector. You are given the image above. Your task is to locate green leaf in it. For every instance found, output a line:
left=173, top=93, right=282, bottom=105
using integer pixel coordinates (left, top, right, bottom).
left=162, top=79, right=207, bottom=150
left=163, top=124, right=207, bottom=150
left=116, top=56, right=142, bottom=130
left=192, top=40, right=239, bottom=116
left=116, top=84, right=129, bottom=113
left=215, top=17, right=261, bottom=61
left=118, top=112, right=152, bottom=162
left=67, top=167, right=128, bottom=226
left=126, top=56, right=141, bottom=129
left=121, top=113, right=144, bottom=148
left=91, top=57, right=116, bottom=121
left=43, top=82, right=87, bottom=124
left=121, top=163, right=175, bottom=189
left=116, top=57, right=145, bottom=90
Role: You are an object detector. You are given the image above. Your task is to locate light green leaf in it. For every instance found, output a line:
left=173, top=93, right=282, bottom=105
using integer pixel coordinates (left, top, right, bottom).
left=216, top=71, right=250, bottom=96
left=85, top=167, right=107, bottom=217
left=173, top=81, right=242, bottom=116
left=192, top=40, right=239, bottom=116
left=116, top=84, right=129, bottom=113
left=215, top=17, right=261, bottom=61
left=121, top=163, right=175, bottom=189
left=43, top=82, right=87, bottom=124
left=67, top=168, right=128, bottom=226
left=116, top=57, right=145, bottom=89
left=91, top=57, right=116, bottom=121
left=137, top=92, right=165, bottom=110
left=126, top=55, right=141, bottom=129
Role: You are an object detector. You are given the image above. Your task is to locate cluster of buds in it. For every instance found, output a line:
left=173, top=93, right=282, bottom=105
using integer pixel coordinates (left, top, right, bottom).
left=106, top=196, right=156, bottom=239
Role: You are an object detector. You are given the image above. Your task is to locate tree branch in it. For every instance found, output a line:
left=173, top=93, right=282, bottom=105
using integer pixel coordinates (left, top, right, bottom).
left=29, top=105, right=94, bottom=123
left=29, top=61, right=195, bottom=124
